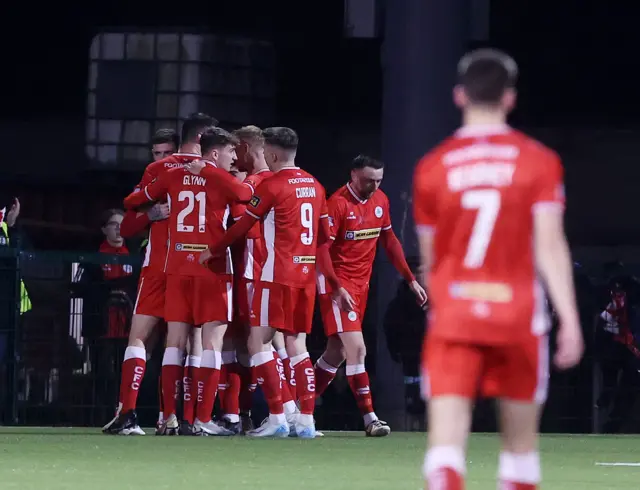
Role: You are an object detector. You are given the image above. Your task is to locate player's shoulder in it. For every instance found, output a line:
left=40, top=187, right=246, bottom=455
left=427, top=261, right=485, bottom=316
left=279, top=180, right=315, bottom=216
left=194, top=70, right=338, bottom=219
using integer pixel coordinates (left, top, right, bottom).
left=245, top=170, right=272, bottom=187
left=372, top=188, right=390, bottom=205
left=510, top=131, right=562, bottom=169
left=327, top=185, right=351, bottom=209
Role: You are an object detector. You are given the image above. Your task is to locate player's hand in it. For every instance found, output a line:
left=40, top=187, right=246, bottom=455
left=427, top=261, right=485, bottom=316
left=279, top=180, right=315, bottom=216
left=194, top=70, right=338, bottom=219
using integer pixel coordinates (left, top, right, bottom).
left=409, top=280, right=427, bottom=307
left=554, top=321, right=584, bottom=370
left=147, top=203, right=170, bottom=222
left=199, top=248, right=213, bottom=266
left=185, top=159, right=206, bottom=175
left=6, top=198, right=20, bottom=227
left=332, top=287, right=355, bottom=312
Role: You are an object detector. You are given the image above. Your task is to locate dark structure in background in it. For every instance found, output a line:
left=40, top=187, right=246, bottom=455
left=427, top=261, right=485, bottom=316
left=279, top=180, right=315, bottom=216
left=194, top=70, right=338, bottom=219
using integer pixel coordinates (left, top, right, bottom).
left=2, top=0, right=640, bottom=431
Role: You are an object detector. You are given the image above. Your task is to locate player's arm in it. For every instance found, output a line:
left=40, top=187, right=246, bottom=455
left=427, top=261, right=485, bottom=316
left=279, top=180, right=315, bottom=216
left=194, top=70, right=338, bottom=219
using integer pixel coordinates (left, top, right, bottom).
left=120, top=210, right=150, bottom=238
left=123, top=172, right=169, bottom=210
left=198, top=185, right=271, bottom=265
left=201, top=165, right=254, bottom=202
left=316, top=195, right=356, bottom=311
left=380, top=227, right=427, bottom=305
left=412, top=158, right=438, bottom=290
left=533, top=155, right=583, bottom=369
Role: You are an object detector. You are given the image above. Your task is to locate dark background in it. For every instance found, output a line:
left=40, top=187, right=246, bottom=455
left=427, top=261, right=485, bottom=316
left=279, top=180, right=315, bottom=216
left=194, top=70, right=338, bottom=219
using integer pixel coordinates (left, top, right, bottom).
left=3, top=0, right=640, bottom=245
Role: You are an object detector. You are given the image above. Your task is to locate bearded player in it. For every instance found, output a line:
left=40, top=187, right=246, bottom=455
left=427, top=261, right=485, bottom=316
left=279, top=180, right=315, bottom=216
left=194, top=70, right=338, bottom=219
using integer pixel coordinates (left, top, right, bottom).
left=123, top=127, right=253, bottom=436
left=103, top=114, right=216, bottom=435
left=413, top=48, right=583, bottom=490
left=200, top=127, right=349, bottom=438
left=314, top=154, right=427, bottom=437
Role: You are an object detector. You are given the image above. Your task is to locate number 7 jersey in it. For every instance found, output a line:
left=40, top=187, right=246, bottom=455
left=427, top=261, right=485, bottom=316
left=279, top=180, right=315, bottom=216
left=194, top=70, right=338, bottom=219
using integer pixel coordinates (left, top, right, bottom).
left=245, top=167, right=329, bottom=288
left=413, top=125, right=565, bottom=344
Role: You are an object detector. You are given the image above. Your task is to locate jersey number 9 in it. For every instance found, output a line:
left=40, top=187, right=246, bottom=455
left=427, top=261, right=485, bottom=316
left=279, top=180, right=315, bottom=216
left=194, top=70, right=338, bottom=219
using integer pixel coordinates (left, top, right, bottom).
left=300, top=202, right=314, bottom=245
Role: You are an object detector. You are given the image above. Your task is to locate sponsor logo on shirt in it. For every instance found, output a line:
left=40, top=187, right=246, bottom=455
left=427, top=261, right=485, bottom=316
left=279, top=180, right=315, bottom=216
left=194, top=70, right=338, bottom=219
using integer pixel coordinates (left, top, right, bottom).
left=293, top=256, right=316, bottom=264
left=249, top=195, right=261, bottom=208
left=175, top=243, right=208, bottom=252
left=344, top=228, right=382, bottom=241
left=449, top=281, right=513, bottom=303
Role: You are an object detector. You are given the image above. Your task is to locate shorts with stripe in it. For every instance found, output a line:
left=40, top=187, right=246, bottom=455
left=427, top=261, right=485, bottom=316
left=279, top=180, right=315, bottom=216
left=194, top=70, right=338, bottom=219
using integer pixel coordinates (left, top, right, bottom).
left=421, top=334, right=549, bottom=403
left=134, top=271, right=166, bottom=318
left=165, top=273, right=232, bottom=326
left=318, top=285, right=369, bottom=336
left=250, top=282, right=316, bottom=334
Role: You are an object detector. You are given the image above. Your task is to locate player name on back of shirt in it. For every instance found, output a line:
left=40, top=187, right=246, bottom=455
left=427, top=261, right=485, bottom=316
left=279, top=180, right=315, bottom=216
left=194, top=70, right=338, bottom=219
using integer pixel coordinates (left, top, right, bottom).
left=183, top=175, right=207, bottom=186
left=444, top=143, right=518, bottom=192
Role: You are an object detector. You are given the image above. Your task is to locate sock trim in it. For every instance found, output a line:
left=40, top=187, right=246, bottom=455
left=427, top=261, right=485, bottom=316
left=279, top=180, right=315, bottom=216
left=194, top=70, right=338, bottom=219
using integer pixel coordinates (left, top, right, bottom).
left=124, top=346, right=146, bottom=362
left=345, top=363, right=366, bottom=376
left=290, top=351, right=310, bottom=367
left=424, top=445, right=466, bottom=478
left=316, top=356, right=339, bottom=373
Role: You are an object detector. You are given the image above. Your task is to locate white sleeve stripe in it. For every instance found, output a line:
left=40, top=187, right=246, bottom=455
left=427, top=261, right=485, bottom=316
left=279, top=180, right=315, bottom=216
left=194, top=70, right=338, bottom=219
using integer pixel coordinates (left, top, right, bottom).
left=329, top=236, right=336, bottom=240
left=320, top=214, right=329, bottom=218
left=144, top=186, right=153, bottom=201
left=244, top=182, right=255, bottom=192
left=234, top=217, right=242, bottom=221
left=416, top=225, right=435, bottom=235
left=246, top=210, right=260, bottom=219
left=382, top=225, right=392, bottom=231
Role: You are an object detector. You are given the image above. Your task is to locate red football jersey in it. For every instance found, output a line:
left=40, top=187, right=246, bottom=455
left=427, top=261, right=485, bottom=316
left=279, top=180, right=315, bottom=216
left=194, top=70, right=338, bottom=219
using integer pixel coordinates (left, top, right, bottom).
left=245, top=167, right=329, bottom=288
left=134, top=153, right=201, bottom=275
left=413, top=125, right=565, bottom=344
left=124, top=161, right=253, bottom=277
left=231, top=169, right=274, bottom=280
left=99, top=241, right=133, bottom=280
left=318, top=183, right=392, bottom=294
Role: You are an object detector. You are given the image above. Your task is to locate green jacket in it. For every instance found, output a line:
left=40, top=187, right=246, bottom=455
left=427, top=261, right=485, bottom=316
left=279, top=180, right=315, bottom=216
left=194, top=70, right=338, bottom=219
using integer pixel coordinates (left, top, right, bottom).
left=0, top=221, right=32, bottom=314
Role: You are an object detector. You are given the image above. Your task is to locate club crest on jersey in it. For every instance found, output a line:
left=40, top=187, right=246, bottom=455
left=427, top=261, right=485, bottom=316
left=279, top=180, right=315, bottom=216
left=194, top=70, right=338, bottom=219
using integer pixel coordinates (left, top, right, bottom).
left=345, top=228, right=381, bottom=241
left=348, top=311, right=357, bottom=322
left=374, top=206, right=383, bottom=218
left=249, top=195, right=261, bottom=208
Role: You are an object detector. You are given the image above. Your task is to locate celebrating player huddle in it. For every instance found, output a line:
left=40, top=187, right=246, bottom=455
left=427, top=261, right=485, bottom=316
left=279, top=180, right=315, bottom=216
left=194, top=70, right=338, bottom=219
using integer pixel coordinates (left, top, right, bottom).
left=102, top=47, right=585, bottom=489
left=103, top=115, right=421, bottom=439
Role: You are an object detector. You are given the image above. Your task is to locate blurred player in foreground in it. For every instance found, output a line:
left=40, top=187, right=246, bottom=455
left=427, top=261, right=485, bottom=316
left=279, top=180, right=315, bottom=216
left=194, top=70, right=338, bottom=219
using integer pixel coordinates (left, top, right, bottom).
left=413, top=49, right=583, bottom=489
left=104, top=118, right=215, bottom=435
left=314, top=155, right=427, bottom=437
left=200, top=127, right=348, bottom=438
left=124, top=126, right=251, bottom=436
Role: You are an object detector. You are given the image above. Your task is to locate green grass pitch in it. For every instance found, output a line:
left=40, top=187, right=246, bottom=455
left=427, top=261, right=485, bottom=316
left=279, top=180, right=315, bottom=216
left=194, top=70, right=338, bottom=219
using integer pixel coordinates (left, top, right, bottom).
left=1, top=428, right=639, bottom=489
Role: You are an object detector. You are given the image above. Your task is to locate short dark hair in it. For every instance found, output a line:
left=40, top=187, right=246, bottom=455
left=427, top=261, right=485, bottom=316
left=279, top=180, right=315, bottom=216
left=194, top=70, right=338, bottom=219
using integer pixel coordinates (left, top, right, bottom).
left=352, top=154, right=384, bottom=170
left=200, top=127, right=239, bottom=155
left=181, top=113, right=219, bottom=143
left=233, top=125, right=264, bottom=145
left=263, top=127, right=298, bottom=151
left=150, top=128, right=179, bottom=148
left=457, top=48, right=518, bottom=105
left=101, top=208, right=124, bottom=228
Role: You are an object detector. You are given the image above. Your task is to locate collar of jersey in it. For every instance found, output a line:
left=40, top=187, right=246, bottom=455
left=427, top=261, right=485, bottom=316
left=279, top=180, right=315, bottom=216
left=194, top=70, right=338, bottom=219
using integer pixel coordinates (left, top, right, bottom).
left=346, top=182, right=367, bottom=204
left=455, top=124, right=511, bottom=138
left=200, top=159, right=217, bottom=167
left=276, top=166, right=300, bottom=172
left=254, top=168, right=271, bottom=175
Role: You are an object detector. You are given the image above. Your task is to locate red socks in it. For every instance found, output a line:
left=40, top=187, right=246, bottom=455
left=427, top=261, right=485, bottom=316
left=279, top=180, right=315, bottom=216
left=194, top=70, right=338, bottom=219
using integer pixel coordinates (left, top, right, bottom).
left=119, top=346, right=146, bottom=413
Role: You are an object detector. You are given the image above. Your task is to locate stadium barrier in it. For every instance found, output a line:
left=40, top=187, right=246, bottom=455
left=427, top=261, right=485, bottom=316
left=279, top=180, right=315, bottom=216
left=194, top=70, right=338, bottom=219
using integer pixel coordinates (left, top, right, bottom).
left=0, top=247, right=638, bottom=433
